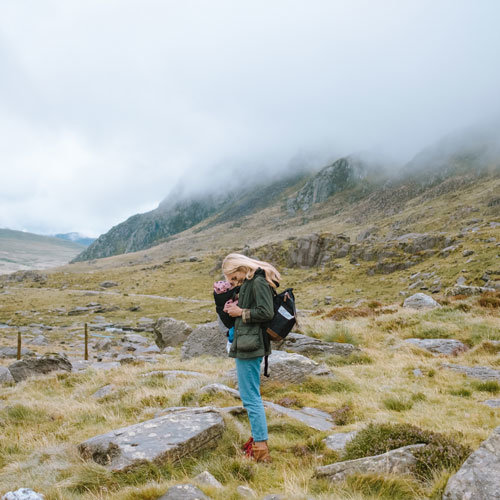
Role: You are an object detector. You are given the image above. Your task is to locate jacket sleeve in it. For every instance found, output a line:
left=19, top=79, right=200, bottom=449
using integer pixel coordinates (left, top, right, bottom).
left=242, top=276, right=274, bottom=323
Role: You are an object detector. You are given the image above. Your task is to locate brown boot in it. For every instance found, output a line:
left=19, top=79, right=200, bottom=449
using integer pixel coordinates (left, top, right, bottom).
left=252, top=440, right=272, bottom=463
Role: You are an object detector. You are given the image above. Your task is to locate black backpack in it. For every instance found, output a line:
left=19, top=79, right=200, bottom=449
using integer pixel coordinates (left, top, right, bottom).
left=262, top=288, right=297, bottom=377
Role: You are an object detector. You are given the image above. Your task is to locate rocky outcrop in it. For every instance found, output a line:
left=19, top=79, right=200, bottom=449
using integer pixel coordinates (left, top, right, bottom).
left=443, top=364, right=500, bottom=382
left=404, top=339, right=468, bottom=356
left=443, top=426, right=500, bottom=500
left=8, top=353, right=72, bottom=382
left=315, top=444, right=425, bottom=482
left=445, top=284, right=495, bottom=296
left=277, top=332, right=358, bottom=357
left=286, top=233, right=351, bottom=267
left=324, top=431, right=358, bottom=453
left=181, top=322, right=227, bottom=360
left=78, top=407, right=224, bottom=471
left=154, top=318, right=192, bottom=349
left=403, top=293, right=440, bottom=309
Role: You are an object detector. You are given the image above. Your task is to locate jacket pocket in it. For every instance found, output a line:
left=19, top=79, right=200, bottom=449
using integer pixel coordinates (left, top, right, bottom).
left=235, top=325, right=261, bottom=352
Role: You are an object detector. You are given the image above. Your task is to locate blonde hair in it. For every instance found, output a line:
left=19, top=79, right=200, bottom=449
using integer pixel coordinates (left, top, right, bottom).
left=222, top=253, right=280, bottom=289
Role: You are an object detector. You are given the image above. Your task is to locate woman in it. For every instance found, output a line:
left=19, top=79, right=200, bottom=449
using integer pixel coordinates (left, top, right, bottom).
left=222, top=253, right=280, bottom=463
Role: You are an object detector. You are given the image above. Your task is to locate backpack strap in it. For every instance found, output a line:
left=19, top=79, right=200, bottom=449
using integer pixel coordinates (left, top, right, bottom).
left=263, top=355, right=270, bottom=377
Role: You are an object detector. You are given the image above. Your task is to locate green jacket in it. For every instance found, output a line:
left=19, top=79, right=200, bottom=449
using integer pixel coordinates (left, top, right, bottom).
left=229, top=268, right=274, bottom=359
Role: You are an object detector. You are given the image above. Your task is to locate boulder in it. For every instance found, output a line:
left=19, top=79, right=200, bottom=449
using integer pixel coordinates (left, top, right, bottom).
left=403, top=293, right=440, bottom=309
left=29, top=335, right=49, bottom=346
left=324, top=431, right=358, bottom=452
left=404, top=339, right=468, bottom=356
left=261, top=350, right=331, bottom=383
left=237, top=486, right=256, bottom=498
left=443, top=364, right=500, bottom=382
left=8, top=353, right=72, bottom=382
left=99, top=281, right=118, bottom=288
left=1, top=489, right=45, bottom=500
left=277, top=332, right=357, bottom=357
left=78, top=407, right=224, bottom=471
left=93, top=338, right=112, bottom=351
left=0, top=366, right=14, bottom=383
left=157, top=484, right=210, bottom=500
left=154, top=317, right=193, bottom=349
left=315, top=444, right=425, bottom=482
left=443, top=426, right=500, bottom=500
left=181, top=322, right=226, bottom=360
left=91, top=384, right=116, bottom=399
left=0, top=347, right=34, bottom=359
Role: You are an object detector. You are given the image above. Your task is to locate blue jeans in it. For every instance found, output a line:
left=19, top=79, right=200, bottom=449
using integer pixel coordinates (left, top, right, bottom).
left=235, top=357, right=268, bottom=442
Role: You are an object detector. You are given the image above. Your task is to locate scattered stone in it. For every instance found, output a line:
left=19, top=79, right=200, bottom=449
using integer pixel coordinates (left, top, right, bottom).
left=92, top=384, right=116, bottom=399
left=117, top=354, right=136, bottom=364
left=135, top=345, right=161, bottom=354
left=8, top=353, right=72, bottom=382
left=405, top=339, right=468, bottom=356
left=0, top=347, right=34, bottom=358
left=157, top=484, right=210, bottom=500
left=78, top=407, right=224, bottom=471
left=0, top=366, right=14, bottom=383
left=276, top=332, right=358, bottom=357
left=315, top=444, right=425, bottom=482
left=7, top=270, right=47, bottom=283
left=403, top=293, right=440, bottom=309
left=122, top=333, right=150, bottom=344
left=443, top=426, right=500, bottom=500
left=99, top=281, right=118, bottom=288
left=68, top=306, right=94, bottom=316
left=93, top=339, right=112, bottom=351
left=456, top=276, right=466, bottom=285
left=29, top=335, right=49, bottom=346
left=193, top=470, right=222, bottom=489
left=154, top=317, right=193, bottom=349
left=181, top=322, right=227, bottom=360
left=1, top=488, right=45, bottom=500
left=443, top=364, right=500, bottom=382
left=323, top=431, right=358, bottom=452
left=413, top=369, right=424, bottom=377
left=440, top=245, right=459, bottom=257
left=445, top=285, right=495, bottom=296
left=237, top=485, right=256, bottom=498
left=482, top=400, right=500, bottom=408
left=462, top=249, right=474, bottom=257
left=408, top=280, right=424, bottom=290
left=324, top=296, right=332, bottom=305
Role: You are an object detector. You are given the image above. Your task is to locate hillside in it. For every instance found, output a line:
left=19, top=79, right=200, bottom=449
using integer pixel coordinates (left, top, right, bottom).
left=0, top=228, right=85, bottom=274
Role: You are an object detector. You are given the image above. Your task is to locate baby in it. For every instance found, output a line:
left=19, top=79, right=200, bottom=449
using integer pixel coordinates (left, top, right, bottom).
left=213, top=280, right=239, bottom=349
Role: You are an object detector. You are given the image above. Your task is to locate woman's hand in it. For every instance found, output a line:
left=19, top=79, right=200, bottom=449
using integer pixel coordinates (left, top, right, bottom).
left=226, top=303, right=243, bottom=317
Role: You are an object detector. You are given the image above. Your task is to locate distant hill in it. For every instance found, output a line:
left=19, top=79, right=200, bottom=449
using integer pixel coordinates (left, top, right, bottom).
left=54, top=232, right=95, bottom=247
left=0, top=228, right=85, bottom=274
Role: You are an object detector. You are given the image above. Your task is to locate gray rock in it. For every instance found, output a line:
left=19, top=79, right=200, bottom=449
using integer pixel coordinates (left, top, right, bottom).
left=261, top=350, right=332, bottom=383
left=200, top=383, right=334, bottom=431
left=193, top=471, right=222, bottom=488
left=29, top=335, right=49, bottom=346
left=408, top=280, right=424, bottom=290
left=277, top=332, right=357, bottom=357
left=135, top=345, right=161, bottom=354
left=181, top=322, right=226, bottom=360
left=122, top=333, right=150, bottom=344
left=79, top=407, right=224, bottom=471
left=154, top=317, right=193, bottom=349
left=93, top=338, right=112, bottom=351
left=324, top=431, right=358, bottom=452
left=8, top=353, right=72, bottom=382
left=403, top=293, right=440, bottom=309
left=236, top=485, right=256, bottom=498
left=324, top=296, right=332, bottom=305
left=443, top=426, right=500, bottom=500
left=0, top=347, right=34, bottom=359
left=443, top=364, right=500, bottom=381
left=462, top=249, right=475, bottom=257
left=413, top=369, right=424, bottom=377
left=482, top=399, right=500, bottom=408
left=92, top=384, right=115, bottom=399
left=445, top=285, right=495, bottom=296
left=456, top=276, right=466, bottom=285
left=99, top=281, right=118, bottom=288
left=315, top=444, right=425, bottom=482
left=1, top=489, right=45, bottom=500
left=262, top=496, right=285, bottom=500
left=117, top=354, right=136, bottom=364
left=405, top=338, right=468, bottom=356
left=157, top=484, right=210, bottom=500
left=0, top=366, right=14, bottom=383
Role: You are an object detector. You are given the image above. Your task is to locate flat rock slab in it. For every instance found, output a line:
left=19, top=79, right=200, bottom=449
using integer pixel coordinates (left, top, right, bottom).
left=157, top=484, right=210, bottom=500
left=482, top=399, right=500, bottom=408
left=200, top=383, right=334, bottom=431
left=324, top=431, right=358, bottom=452
left=443, top=364, right=500, bottom=382
left=8, top=354, right=72, bottom=382
left=1, top=489, right=45, bottom=500
left=78, top=407, right=224, bottom=471
left=405, top=338, right=468, bottom=356
left=443, top=426, right=500, bottom=500
left=277, top=333, right=358, bottom=357
left=315, top=444, right=425, bottom=481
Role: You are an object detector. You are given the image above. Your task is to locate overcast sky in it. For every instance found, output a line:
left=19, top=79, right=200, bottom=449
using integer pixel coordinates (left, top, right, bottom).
left=1, top=0, right=499, bottom=237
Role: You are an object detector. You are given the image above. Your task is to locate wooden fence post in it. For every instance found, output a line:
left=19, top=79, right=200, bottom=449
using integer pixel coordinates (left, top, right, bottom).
left=84, top=323, right=88, bottom=361
left=17, top=331, right=21, bottom=360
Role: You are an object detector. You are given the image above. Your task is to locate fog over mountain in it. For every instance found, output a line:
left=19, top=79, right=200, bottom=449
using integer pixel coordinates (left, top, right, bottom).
left=1, top=1, right=500, bottom=238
